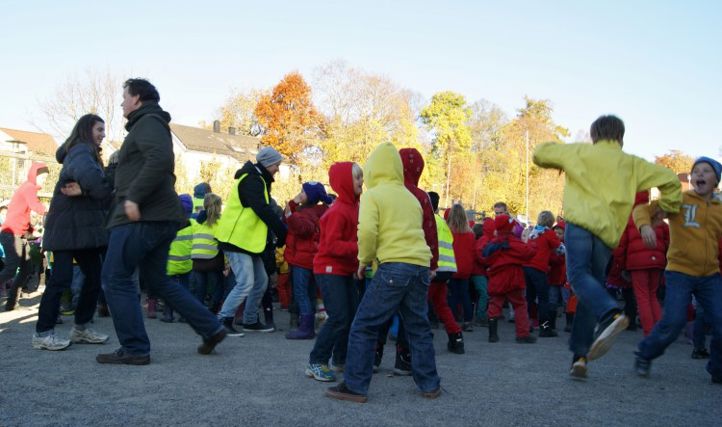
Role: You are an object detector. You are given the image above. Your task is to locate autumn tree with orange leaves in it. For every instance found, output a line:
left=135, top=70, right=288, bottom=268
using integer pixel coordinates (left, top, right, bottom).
left=254, top=72, right=324, bottom=165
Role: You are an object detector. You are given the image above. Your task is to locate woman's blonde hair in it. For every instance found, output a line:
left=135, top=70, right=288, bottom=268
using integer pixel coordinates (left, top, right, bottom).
left=447, top=203, right=471, bottom=233
left=204, top=193, right=223, bottom=226
left=537, top=210, right=555, bottom=228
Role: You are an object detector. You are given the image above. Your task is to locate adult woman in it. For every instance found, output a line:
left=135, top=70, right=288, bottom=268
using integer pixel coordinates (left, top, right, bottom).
left=32, top=114, right=113, bottom=350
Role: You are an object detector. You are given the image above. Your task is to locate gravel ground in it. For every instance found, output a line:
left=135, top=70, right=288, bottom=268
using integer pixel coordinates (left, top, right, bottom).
left=1, top=289, right=720, bottom=426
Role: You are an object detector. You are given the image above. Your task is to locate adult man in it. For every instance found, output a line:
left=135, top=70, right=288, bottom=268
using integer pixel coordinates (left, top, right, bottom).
left=2, top=162, right=48, bottom=311
left=98, top=79, right=226, bottom=365
left=214, top=146, right=287, bottom=333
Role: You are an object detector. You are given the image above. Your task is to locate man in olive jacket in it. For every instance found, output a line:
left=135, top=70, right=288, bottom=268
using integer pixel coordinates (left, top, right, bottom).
left=97, top=79, right=226, bottom=365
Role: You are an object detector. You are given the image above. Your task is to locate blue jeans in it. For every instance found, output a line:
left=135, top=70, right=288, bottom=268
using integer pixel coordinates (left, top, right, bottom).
left=218, top=252, right=267, bottom=323
left=638, top=272, right=722, bottom=378
left=549, top=286, right=563, bottom=308
left=524, top=266, right=552, bottom=325
left=102, top=222, right=223, bottom=355
left=693, top=299, right=712, bottom=350
left=292, top=265, right=316, bottom=317
left=565, top=223, right=616, bottom=357
left=309, top=274, right=360, bottom=365
left=190, top=270, right=223, bottom=308
left=448, top=278, right=473, bottom=322
left=343, top=262, right=440, bottom=395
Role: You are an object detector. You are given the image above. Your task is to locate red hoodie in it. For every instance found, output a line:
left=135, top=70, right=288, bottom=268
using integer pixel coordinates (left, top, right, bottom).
left=313, top=162, right=359, bottom=276
left=399, top=148, right=439, bottom=271
left=1, top=162, right=48, bottom=236
left=472, top=218, right=495, bottom=277
left=617, top=191, right=669, bottom=271
left=485, top=215, right=535, bottom=295
left=452, top=231, right=476, bottom=279
left=524, top=226, right=562, bottom=273
left=284, top=199, right=328, bottom=270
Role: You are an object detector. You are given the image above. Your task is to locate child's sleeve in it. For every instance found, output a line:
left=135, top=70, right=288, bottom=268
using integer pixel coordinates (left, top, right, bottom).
left=532, top=142, right=568, bottom=170
left=632, top=202, right=656, bottom=230
left=634, top=160, right=682, bottom=213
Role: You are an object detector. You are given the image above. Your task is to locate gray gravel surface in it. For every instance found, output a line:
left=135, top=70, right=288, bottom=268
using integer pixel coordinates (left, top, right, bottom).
left=1, top=291, right=720, bottom=426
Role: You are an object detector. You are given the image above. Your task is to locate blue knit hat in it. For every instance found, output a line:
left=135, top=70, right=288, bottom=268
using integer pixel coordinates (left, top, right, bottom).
left=179, top=194, right=193, bottom=218
left=302, top=181, right=332, bottom=205
left=693, top=156, right=722, bottom=184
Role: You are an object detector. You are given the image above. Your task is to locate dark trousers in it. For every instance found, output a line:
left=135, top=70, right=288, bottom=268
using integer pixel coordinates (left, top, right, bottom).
left=0, top=233, right=32, bottom=308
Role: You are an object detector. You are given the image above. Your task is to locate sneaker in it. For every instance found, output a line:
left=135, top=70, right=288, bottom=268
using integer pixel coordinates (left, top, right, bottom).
left=570, top=356, right=587, bottom=380
left=222, top=318, right=245, bottom=337
left=325, top=382, right=367, bottom=403
left=635, top=355, right=651, bottom=378
left=421, top=387, right=442, bottom=399
left=198, top=328, right=227, bottom=355
left=393, top=351, right=412, bottom=376
left=32, top=333, right=71, bottom=351
left=539, top=327, right=558, bottom=338
left=96, top=348, right=150, bottom=365
left=692, top=348, right=711, bottom=359
left=587, top=312, right=629, bottom=361
left=306, top=363, right=336, bottom=382
left=243, top=321, right=274, bottom=332
left=515, top=335, right=537, bottom=344
left=70, top=327, right=109, bottom=344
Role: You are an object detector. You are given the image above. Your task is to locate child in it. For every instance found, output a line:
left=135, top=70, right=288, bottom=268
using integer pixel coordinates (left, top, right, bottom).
left=617, top=191, right=669, bottom=336
left=446, top=203, right=476, bottom=332
left=523, top=210, right=564, bottom=337
left=162, top=194, right=196, bottom=322
left=326, top=142, right=440, bottom=403
left=533, top=114, right=681, bottom=378
left=306, top=162, right=363, bottom=382
left=471, top=219, right=494, bottom=326
left=548, top=221, right=567, bottom=332
left=189, top=193, right=225, bottom=313
left=275, top=245, right=290, bottom=310
left=484, top=214, right=537, bottom=343
left=285, top=182, right=331, bottom=340
left=634, top=157, right=722, bottom=384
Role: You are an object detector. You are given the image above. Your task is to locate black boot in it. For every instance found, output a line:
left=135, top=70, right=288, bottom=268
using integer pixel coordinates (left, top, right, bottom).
left=539, top=313, right=558, bottom=337
left=4, top=285, right=19, bottom=311
left=488, top=318, right=499, bottom=343
left=565, top=313, right=574, bottom=332
left=447, top=332, right=465, bottom=354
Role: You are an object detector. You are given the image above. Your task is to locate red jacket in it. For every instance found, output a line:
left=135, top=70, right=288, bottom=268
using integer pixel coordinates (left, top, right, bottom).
left=524, top=226, right=562, bottom=273
left=618, top=218, right=669, bottom=271
left=284, top=200, right=328, bottom=270
left=472, top=218, right=495, bottom=276
left=1, top=162, right=47, bottom=236
left=313, top=162, right=359, bottom=276
left=452, top=231, right=475, bottom=279
left=485, top=234, right=535, bottom=295
left=548, top=252, right=566, bottom=286
left=399, top=148, right=438, bottom=270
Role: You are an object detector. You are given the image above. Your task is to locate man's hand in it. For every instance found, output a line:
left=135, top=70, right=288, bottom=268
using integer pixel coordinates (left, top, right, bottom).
left=124, top=200, right=141, bottom=221
left=640, top=225, right=657, bottom=249
left=357, top=264, right=367, bottom=281
left=60, top=182, right=82, bottom=197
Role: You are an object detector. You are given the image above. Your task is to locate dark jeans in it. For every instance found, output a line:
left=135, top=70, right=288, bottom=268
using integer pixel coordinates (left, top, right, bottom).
left=36, top=248, right=104, bottom=333
left=309, top=274, right=360, bottom=365
left=343, top=262, right=439, bottom=395
left=102, top=222, right=223, bottom=355
left=190, top=270, right=223, bottom=308
left=524, top=266, right=552, bottom=326
left=292, top=266, right=316, bottom=317
left=0, top=233, right=32, bottom=305
left=693, top=302, right=712, bottom=350
left=638, top=272, right=722, bottom=379
left=448, top=278, right=473, bottom=322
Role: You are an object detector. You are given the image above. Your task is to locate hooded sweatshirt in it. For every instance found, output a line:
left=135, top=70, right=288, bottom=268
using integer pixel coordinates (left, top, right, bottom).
left=313, top=162, right=360, bottom=276
left=357, top=143, right=431, bottom=267
left=617, top=191, right=669, bottom=271
left=1, top=162, right=47, bottom=236
left=399, top=148, right=439, bottom=271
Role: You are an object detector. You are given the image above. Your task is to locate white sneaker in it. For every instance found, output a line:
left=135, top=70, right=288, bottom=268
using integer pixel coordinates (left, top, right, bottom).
left=70, top=327, right=109, bottom=344
left=32, top=333, right=71, bottom=351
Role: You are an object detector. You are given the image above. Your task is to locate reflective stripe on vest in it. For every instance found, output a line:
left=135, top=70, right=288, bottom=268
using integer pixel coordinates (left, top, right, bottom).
left=192, top=223, right=220, bottom=260
left=214, top=172, right=269, bottom=254
left=167, top=220, right=196, bottom=275
left=435, top=214, right=457, bottom=273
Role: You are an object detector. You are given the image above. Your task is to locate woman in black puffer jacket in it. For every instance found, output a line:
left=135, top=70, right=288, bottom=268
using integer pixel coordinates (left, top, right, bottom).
left=32, top=114, right=113, bottom=351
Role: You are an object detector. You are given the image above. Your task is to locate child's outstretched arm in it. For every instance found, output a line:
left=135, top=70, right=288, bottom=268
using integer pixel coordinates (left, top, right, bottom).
left=532, top=142, right=568, bottom=171
left=633, top=201, right=662, bottom=248
left=634, top=159, right=682, bottom=214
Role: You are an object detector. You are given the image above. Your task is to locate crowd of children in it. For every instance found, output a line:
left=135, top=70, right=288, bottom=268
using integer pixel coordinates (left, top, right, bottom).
left=2, top=112, right=722, bottom=404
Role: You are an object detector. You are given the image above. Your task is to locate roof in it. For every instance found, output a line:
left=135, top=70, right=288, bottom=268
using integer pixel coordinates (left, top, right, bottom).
left=0, top=127, right=58, bottom=156
left=170, top=123, right=259, bottom=161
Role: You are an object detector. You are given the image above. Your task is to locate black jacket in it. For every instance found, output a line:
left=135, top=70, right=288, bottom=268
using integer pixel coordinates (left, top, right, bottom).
left=107, top=102, right=184, bottom=228
left=219, top=161, right=287, bottom=253
left=43, top=142, right=112, bottom=251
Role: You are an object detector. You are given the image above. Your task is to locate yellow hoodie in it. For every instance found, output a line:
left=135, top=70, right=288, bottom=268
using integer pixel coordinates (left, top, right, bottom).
left=634, top=190, right=722, bottom=277
left=357, top=142, right=431, bottom=267
left=533, top=140, right=681, bottom=248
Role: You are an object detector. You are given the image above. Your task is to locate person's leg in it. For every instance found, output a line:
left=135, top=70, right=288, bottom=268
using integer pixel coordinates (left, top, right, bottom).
left=693, top=302, right=708, bottom=351
left=692, top=274, right=722, bottom=380
left=73, top=248, right=104, bottom=327
left=3, top=235, right=31, bottom=310
left=632, top=270, right=654, bottom=335
left=524, top=267, right=538, bottom=322
left=189, top=271, right=207, bottom=304
left=648, top=269, right=663, bottom=325
left=459, top=278, right=474, bottom=323
left=447, top=278, right=462, bottom=321
left=472, top=275, right=489, bottom=322
left=242, top=255, right=269, bottom=325
left=217, top=252, right=254, bottom=320
left=310, top=275, right=351, bottom=366
left=509, top=289, right=531, bottom=338
left=291, top=265, right=313, bottom=317
left=428, top=280, right=461, bottom=334
left=277, top=272, right=290, bottom=309
left=35, top=251, right=74, bottom=334
left=569, top=299, right=596, bottom=357
left=528, top=268, right=553, bottom=334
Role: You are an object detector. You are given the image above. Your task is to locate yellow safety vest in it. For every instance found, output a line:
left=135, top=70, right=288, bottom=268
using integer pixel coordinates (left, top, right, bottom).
left=435, top=214, right=457, bottom=273
left=167, top=219, right=196, bottom=276
left=214, top=172, right=269, bottom=254
left=192, top=197, right=204, bottom=214
left=192, top=221, right=220, bottom=260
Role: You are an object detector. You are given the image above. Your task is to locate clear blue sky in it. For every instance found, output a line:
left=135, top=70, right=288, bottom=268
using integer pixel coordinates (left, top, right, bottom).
left=2, top=0, right=721, bottom=160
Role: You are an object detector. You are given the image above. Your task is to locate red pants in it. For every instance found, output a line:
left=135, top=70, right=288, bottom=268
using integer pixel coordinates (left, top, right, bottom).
left=631, top=269, right=662, bottom=336
left=428, top=280, right=461, bottom=334
left=488, top=289, right=530, bottom=338
left=277, top=272, right=291, bottom=309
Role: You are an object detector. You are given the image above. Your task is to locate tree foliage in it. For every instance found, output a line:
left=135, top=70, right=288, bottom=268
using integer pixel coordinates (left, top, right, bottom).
left=217, top=88, right=266, bottom=136
left=655, top=149, right=694, bottom=174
